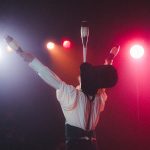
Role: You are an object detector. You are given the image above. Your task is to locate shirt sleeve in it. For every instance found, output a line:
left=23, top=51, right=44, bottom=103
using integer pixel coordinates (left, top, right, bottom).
left=56, top=81, right=78, bottom=110
left=29, top=58, right=62, bottom=89
left=99, top=89, right=107, bottom=112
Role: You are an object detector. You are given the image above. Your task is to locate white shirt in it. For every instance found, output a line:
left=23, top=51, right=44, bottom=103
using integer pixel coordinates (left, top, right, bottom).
left=29, top=58, right=107, bottom=131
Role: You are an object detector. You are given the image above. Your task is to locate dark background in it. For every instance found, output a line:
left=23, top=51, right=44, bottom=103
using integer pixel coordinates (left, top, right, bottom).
left=0, top=0, right=150, bottom=150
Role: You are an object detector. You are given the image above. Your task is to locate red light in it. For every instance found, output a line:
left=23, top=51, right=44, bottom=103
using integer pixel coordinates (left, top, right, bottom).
left=130, top=44, right=144, bottom=59
left=63, top=40, right=71, bottom=48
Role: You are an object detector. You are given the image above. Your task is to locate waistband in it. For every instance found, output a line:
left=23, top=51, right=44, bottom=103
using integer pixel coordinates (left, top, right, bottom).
left=65, top=124, right=95, bottom=141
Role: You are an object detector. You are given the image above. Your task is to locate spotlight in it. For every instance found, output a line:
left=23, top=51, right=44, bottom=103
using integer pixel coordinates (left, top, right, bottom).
left=47, top=42, right=55, bottom=50
left=63, top=40, right=71, bottom=49
left=130, top=44, right=144, bottom=59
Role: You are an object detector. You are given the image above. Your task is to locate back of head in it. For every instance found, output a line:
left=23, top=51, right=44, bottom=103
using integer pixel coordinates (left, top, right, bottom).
left=80, top=63, right=118, bottom=96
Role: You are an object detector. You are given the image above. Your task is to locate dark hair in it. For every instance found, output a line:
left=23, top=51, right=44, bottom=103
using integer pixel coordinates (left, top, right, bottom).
left=80, top=62, right=118, bottom=96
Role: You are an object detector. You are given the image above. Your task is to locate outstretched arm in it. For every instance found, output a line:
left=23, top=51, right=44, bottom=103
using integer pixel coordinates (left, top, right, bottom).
left=101, top=46, right=120, bottom=93
left=5, top=35, right=62, bottom=90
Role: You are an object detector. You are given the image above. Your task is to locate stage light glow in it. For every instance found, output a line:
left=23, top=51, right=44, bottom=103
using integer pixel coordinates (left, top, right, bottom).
left=7, top=45, right=13, bottom=52
left=130, top=45, right=144, bottom=59
left=0, top=50, right=2, bottom=62
left=63, top=40, right=71, bottom=48
left=47, top=42, right=55, bottom=50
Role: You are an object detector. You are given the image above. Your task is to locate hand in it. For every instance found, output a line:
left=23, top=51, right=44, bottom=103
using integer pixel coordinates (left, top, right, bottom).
left=19, top=51, right=34, bottom=62
left=110, top=45, right=120, bottom=58
left=5, top=35, right=22, bottom=52
left=104, top=46, right=120, bottom=65
left=5, top=35, right=34, bottom=62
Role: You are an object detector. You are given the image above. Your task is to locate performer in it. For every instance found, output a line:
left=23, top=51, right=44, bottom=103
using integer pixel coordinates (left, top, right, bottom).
left=5, top=36, right=119, bottom=150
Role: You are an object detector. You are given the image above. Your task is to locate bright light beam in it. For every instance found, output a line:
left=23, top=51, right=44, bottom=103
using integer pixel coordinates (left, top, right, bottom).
left=47, top=42, right=55, bottom=50
left=7, top=45, right=13, bottom=52
left=130, top=44, right=144, bottom=59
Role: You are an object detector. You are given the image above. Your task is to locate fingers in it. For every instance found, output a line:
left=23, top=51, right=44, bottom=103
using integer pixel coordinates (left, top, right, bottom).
left=110, top=45, right=120, bottom=57
left=5, top=35, right=34, bottom=62
left=5, top=35, right=23, bottom=54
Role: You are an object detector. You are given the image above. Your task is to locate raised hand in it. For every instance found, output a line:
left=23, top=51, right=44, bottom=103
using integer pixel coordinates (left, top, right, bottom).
left=105, top=45, right=120, bottom=65
left=5, top=35, right=23, bottom=53
left=5, top=35, right=34, bottom=62
left=110, top=45, right=120, bottom=58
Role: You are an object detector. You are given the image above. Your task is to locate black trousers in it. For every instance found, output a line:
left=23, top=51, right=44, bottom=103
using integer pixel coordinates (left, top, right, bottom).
left=66, top=138, right=96, bottom=150
left=65, top=124, right=97, bottom=150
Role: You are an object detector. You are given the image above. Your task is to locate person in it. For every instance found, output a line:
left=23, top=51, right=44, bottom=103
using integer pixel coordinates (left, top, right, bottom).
left=5, top=36, right=119, bottom=150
